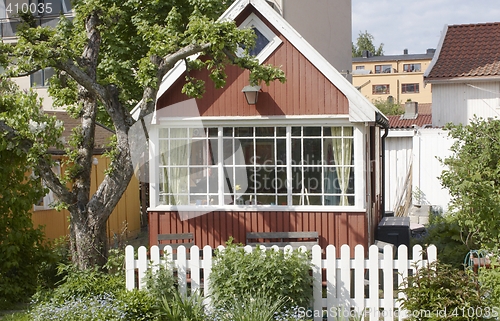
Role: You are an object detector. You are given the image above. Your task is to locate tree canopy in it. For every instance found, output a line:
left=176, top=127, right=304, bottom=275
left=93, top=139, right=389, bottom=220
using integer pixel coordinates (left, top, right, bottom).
left=440, top=117, right=500, bottom=249
left=0, top=0, right=285, bottom=269
left=0, top=79, right=54, bottom=307
left=352, top=30, right=384, bottom=57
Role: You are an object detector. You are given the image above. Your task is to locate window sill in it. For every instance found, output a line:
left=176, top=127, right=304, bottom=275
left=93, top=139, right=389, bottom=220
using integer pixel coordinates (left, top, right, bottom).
left=148, top=205, right=365, bottom=213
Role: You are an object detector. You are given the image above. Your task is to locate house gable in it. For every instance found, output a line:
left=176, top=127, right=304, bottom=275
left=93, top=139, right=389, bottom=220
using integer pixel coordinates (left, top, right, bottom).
left=154, top=0, right=381, bottom=123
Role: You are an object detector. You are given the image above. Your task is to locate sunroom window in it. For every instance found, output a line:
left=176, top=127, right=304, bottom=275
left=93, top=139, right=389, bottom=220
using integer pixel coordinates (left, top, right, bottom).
left=157, top=126, right=355, bottom=207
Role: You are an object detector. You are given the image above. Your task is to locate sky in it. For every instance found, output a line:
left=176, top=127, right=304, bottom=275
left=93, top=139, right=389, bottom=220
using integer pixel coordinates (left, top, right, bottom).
left=352, top=0, right=500, bottom=55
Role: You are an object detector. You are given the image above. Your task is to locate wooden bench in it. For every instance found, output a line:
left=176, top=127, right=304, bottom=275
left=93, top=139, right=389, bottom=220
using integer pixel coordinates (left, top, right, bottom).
left=158, top=232, right=195, bottom=250
left=246, top=231, right=319, bottom=250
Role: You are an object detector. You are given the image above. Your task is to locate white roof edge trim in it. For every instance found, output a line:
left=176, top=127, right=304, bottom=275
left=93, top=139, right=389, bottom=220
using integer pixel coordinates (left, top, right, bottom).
left=424, top=24, right=448, bottom=80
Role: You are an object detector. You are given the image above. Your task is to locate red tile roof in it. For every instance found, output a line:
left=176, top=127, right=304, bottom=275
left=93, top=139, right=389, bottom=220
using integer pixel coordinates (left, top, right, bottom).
left=389, top=114, right=432, bottom=129
left=425, top=22, right=500, bottom=80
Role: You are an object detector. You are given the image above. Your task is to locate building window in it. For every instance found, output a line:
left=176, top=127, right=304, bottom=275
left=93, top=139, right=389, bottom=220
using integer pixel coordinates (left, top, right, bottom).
left=403, top=63, right=421, bottom=72
left=372, top=84, right=390, bottom=95
left=157, top=126, right=355, bottom=207
left=237, top=13, right=282, bottom=63
left=401, top=83, right=419, bottom=93
left=375, top=65, right=392, bottom=74
left=356, top=66, right=365, bottom=70
left=34, top=161, right=61, bottom=211
left=30, top=67, right=54, bottom=87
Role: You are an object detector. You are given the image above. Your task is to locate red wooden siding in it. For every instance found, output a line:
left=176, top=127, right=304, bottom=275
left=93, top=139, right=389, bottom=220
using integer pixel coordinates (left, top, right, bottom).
left=156, top=37, right=349, bottom=117
left=149, top=211, right=367, bottom=255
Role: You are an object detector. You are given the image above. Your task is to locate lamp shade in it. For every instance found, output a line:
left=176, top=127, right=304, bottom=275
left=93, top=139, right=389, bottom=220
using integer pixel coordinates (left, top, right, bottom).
left=242, top=85, right=261, bottom=105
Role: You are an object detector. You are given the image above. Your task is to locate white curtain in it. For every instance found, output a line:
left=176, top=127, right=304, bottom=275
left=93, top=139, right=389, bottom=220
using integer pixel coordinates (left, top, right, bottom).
left=168, top=128, right=190, bottom=205
left=331, top=127, right=353, bottom=206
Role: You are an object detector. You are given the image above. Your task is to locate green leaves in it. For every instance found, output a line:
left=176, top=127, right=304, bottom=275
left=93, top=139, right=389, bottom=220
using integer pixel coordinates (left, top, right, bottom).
left=440, top=117, right=500, bottom=249
left=209, top=240, right=313, bottom=311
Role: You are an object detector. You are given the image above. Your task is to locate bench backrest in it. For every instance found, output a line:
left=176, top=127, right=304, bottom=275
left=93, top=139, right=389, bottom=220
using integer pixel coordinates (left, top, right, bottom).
left=158, top=232, right=195, bottom=250
left=246, top=231, right=319, bottom=249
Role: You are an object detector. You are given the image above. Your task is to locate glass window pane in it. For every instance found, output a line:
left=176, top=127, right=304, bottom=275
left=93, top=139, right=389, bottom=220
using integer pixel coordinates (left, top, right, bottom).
left=276, top=127, right=286, bottom=137
left=303, top=138, right=321, bottom=165
left=303, top=167, right=322, bottom=194
left=169, top=139, right=189, bottom=165
left=303, top=127, right=321, bottom=136
left=249, top=27, right=270, bottom=56
left=235, top=127, right=253, bottom=137
left=276, top=138, right=286, bottom=165
left=255, top=139, right=274, bottom=165
left=255, top=127, right=273, bottom=137
left=291, top=126, right=301, bottom=136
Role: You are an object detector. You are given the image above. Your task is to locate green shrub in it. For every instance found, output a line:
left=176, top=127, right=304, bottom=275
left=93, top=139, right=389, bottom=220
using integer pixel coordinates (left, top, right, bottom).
left=143, top=261, right=177, bottom=302
left=399, top=261, right=490, bottom=321
left=478, top=256, right=500, bottom=309
left=209, top=240, right=313, bottom=310
left=414, top=213, right=471, bottom=268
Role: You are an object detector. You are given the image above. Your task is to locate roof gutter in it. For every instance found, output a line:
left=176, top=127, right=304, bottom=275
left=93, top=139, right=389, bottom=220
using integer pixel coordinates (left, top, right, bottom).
left=376, top=112, right=390, bottom=217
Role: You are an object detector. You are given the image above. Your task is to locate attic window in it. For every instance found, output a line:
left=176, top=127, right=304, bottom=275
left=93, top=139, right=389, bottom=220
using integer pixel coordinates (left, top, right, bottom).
left=237, top=13, right=282, bottom=63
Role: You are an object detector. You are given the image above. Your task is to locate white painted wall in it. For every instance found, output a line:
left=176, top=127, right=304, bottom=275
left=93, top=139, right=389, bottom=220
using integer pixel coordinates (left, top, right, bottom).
left=385, top=128, right=454, bottom=213
left=432, top=82, right=500, bottom=127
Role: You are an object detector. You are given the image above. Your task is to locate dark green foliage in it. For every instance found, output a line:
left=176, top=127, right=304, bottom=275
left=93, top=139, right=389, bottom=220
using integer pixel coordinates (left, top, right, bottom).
left=352, top=30, right=384, bottom=57
left=413, top=213, right=472, bottom=269
left=399, top=261, right=490, bottom=321
left=209, top=240, right=313, bottom=310
left=0, top=81, right=56, bottom=309
left=440, top=117, right=500, bottom=249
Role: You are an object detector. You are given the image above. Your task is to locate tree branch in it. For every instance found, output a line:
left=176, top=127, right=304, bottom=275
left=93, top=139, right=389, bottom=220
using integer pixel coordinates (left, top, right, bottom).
left=0, top=120, right=73, bottom=204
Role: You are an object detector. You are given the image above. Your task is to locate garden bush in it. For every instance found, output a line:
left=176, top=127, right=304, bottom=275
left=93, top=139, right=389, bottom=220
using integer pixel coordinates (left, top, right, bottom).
left=209, top=240, right=313, bottom=310
left=413, top=213, right=472, bottom=268
left=399, top=260, right=490, bottom=321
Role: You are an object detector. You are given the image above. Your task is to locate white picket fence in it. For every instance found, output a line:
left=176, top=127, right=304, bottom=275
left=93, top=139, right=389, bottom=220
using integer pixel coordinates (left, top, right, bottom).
left=125, top=244, right=437, bottom=321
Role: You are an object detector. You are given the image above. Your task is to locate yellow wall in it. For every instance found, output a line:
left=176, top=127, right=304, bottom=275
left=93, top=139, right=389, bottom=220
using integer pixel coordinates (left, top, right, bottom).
left=31, top=155, right=141, bottom=243
left=352, top=58, right=433, bottom=104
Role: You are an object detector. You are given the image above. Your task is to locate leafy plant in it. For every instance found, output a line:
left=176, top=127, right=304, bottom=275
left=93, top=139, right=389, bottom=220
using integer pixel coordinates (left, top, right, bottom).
left=440, top=117, right=500, bottom=249
left=413, top=212, right=472, bottom=268
left=143, top=260, right=177, bottom=302
left=158, top=291, right=206, bottom=321
left=209, top=240, right=313, bottom=310
left=0, top=80, right=56, bottom=309
left=478, top=255, right=500, bottom=309
left=399, top=260, right=489, bottom=320
left=212, top=293, right=287, bottom=321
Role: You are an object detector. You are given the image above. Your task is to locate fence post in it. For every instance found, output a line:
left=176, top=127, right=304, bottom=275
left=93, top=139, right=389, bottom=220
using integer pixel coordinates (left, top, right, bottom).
left=312, top=244, right=322, bottom=319
left=382, top=244, right=394, bottom=321
left=325, top=245, right=336, bottom=321
left=354, top=245, right=365, bottom=313
left=125, top=245, right=135, bottom=290
left=191, top=245, right=201, bottom=294
left=397, top=245, right=409, bottom=321
left=138, top=246, right=148, bottom=290
left=203, top=245, right=213, bottom=306
left=368, top=244, right=379, bottom=320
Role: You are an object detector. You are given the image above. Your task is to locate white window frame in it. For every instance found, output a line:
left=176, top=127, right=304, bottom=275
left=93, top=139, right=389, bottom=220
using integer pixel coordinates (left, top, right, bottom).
left=149, top=117, right=366, bottom=212
left=33, top=161, right=61, bottom=211
left=237, top=13, right=282, bottom=63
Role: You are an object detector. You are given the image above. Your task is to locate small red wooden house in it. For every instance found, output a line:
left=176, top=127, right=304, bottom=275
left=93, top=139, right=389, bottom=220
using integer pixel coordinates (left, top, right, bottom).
left=148, top=0, right=388, bottom=252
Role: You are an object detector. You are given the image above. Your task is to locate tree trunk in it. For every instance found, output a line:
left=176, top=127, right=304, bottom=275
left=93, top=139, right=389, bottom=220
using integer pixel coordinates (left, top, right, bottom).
left=70, top=208, right=109, bottom=269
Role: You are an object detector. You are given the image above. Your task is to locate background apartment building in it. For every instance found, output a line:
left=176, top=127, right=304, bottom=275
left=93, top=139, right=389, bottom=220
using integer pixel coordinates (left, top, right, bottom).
left=1, top=0, right=73, bottom=111
left=352, top=49, right=435, bottom=105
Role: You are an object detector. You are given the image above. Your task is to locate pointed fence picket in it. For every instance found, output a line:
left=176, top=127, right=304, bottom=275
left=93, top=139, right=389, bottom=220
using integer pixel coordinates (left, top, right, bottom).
left=125, top=243, right=437, bottom=321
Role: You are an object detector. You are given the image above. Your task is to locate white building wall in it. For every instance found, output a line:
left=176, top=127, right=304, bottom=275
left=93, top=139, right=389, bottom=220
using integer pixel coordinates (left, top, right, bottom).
left=385, top=130, right=413, bottom=212
left=432, top=82, right=500, bottom=127
left=385, top=128, right=454, bottom=214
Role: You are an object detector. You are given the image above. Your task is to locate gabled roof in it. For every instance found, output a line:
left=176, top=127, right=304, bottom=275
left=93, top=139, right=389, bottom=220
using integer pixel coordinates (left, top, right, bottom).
left=424, top=22, right=500, bottom=82
left=150, top=0, right=385, bottom=124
